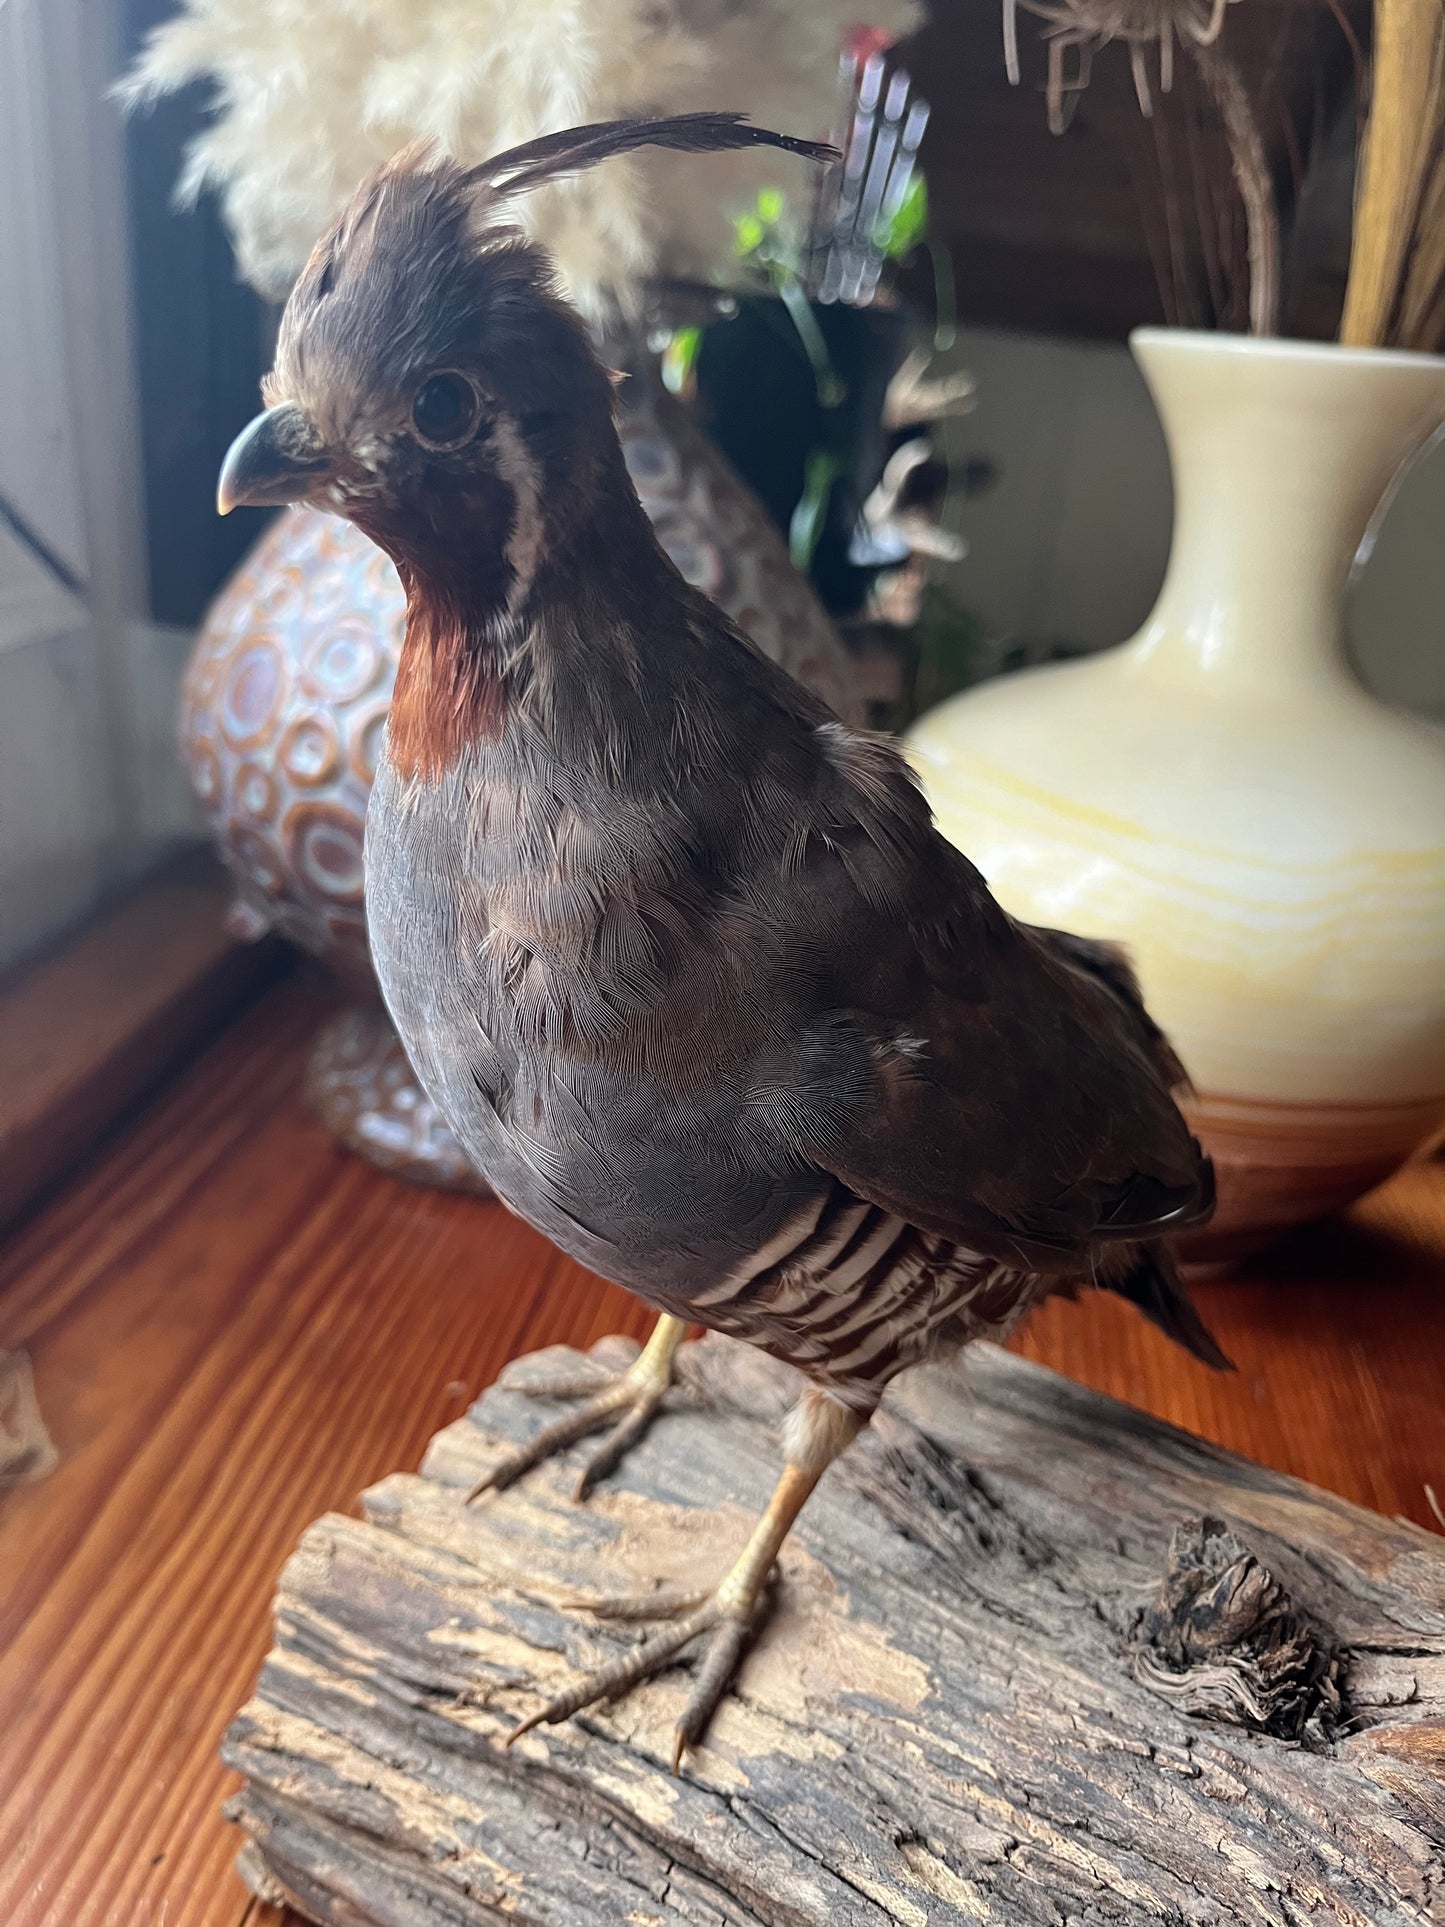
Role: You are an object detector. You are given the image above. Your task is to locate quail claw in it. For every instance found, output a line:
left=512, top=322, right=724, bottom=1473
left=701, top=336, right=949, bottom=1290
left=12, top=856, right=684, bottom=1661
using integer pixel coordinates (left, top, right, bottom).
left=503, top=1589, right=767, bottom=1772
left=466, top=1317, right=686, bottom=1503
left=465, top=1382, right=634, bottom=1501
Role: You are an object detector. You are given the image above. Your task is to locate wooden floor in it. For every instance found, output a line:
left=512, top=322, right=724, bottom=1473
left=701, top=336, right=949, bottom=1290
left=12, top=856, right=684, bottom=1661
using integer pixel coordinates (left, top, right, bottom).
left=2, top=968, right=1444, bottom=1927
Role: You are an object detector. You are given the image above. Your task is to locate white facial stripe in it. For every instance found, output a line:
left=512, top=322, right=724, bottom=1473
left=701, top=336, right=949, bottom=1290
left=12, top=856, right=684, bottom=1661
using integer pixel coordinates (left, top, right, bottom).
left=489, top=413, right=544, bottom=612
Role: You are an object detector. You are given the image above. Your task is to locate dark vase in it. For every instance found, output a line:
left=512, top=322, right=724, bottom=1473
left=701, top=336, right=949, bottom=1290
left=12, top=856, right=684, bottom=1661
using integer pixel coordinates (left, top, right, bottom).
left=694, top=297, right=922, bottom=619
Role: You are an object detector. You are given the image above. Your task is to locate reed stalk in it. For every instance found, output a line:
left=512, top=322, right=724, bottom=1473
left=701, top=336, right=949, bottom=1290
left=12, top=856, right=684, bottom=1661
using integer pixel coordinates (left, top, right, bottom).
left=1340, top=0, right=1445, bottom=347
left=1192, top=40, right=1280, bottom=335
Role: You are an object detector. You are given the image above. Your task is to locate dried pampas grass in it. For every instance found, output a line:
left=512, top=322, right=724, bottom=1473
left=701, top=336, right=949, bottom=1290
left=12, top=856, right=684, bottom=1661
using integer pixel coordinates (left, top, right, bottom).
left=1002, top=0, right=1241, bottom=133
left=1004, top=0, right=1276, bottom=335
left=121, top=0, right=920, bottom=318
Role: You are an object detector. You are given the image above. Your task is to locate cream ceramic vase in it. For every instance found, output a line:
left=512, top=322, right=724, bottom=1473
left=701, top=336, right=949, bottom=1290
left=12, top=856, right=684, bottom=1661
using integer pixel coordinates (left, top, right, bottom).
left=908, top=330, right=1445, bottom=1261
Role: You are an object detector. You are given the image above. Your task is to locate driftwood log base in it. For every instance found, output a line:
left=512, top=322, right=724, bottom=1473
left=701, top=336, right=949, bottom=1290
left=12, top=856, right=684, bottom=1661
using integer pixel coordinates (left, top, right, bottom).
left=223, top=1336, right=1445, bottom=1926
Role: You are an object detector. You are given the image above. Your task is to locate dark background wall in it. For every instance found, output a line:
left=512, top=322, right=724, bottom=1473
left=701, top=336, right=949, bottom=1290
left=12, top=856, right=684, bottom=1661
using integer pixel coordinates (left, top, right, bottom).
left=123, top=0, right=269, bottom=626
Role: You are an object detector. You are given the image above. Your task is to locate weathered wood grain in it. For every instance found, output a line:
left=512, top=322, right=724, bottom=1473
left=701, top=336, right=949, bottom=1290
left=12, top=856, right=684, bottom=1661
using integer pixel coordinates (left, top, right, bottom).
left=226, top=1334, right=1445, bottom=1927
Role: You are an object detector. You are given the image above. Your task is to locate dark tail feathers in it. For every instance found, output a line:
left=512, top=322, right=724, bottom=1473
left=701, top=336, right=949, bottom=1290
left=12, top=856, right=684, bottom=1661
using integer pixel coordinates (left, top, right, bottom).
left=1105, top=1244, right=1234, bottom=1372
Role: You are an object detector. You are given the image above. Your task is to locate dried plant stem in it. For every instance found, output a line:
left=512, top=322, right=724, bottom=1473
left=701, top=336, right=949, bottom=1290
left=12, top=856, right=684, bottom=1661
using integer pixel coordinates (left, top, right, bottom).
left=1148, top=103, right=1193, bottom=322
left=1340, top=0, right=1445, bottom=347
left=1397, top=141, right=1445, bottom=348
left=1184, top=90, right=1230, bottom=319
left=1133, top=125, right=1186, bottom=325
left=1193, top=44, right=1280, bottom=335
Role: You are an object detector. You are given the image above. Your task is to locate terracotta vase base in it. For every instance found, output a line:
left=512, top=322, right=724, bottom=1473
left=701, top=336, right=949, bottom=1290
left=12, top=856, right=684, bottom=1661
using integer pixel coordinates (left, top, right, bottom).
left=305, top=1005, right=490, bottom=1196
left=1178, top=1089, right=1445, bottom=1265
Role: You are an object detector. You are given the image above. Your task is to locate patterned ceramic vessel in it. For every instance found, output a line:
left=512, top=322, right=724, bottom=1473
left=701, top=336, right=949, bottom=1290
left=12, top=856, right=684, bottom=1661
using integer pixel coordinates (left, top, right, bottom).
left=182, top=377, right=863, bottom=1190
left=909, top=331, right=1445, bottom=1262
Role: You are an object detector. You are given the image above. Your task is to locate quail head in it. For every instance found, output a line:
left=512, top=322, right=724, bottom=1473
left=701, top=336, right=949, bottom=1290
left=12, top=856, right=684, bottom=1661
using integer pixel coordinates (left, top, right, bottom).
left=219, top=113, right=1222, bottom=1770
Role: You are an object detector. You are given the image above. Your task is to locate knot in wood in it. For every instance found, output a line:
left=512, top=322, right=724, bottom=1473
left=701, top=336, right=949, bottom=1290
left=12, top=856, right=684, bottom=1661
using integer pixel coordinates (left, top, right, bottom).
left=1136, top=1515, right=1343, bottom=1744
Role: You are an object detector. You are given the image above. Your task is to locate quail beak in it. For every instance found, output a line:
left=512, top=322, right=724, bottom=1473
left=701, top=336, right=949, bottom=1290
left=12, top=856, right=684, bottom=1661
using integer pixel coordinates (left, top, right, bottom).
left=217, top=402, right=334, bottom=515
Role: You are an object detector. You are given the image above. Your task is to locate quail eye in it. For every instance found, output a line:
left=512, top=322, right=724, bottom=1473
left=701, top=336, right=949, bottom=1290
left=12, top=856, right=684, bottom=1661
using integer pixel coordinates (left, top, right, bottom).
left=411, top=372, right=481, bottom=449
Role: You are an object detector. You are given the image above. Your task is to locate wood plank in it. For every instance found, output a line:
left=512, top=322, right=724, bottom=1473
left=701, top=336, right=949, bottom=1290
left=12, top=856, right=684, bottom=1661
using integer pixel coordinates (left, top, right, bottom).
left=225, top=1334, right=1445, bottom=1925
left=0, top=976, right=649, bottom=1927
left=0, top=847, right=285, bottom=1230
left=0, top=970, right=1442, bottom=1927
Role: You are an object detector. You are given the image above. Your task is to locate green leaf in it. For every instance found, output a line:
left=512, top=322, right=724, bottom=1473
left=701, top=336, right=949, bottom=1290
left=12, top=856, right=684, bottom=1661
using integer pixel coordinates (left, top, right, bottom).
left=733, top=212, right=765, bottom=257
left=875, top=173, right=929, bottom=260
left=928, top=237, right=957, bottom=353
left=777, top=278, right=846, bottom=408
left=757, top=186, right=785, bottom=225
left=789, top=448, right=840, bottom=572
left=660, top=325, right=702, bottom=395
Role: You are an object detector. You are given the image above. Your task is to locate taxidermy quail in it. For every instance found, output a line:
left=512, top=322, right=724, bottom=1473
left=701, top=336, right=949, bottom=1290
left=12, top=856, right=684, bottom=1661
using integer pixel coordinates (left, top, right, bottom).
left=218, top=112, right=1224, bottom=1769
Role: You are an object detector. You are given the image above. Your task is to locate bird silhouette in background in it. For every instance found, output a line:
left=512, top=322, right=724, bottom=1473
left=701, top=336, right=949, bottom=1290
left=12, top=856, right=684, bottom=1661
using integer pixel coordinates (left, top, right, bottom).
left=218, top=113, right=1225, bottom=1771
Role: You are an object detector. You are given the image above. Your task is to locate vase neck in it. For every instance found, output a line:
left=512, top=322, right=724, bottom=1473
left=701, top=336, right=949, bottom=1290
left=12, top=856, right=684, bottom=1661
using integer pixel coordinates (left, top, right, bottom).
left=1124, top=334, right=1445, bottom=698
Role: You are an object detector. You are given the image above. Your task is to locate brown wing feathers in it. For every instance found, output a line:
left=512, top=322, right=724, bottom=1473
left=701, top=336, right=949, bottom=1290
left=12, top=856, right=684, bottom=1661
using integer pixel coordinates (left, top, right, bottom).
left=1032, top=925, right=1192, bottom=1093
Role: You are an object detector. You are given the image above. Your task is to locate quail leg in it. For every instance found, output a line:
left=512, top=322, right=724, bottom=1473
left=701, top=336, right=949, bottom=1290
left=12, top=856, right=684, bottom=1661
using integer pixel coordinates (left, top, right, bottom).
left=506, top=1390, right=864, bottom=1769
left=468, top=1313, right=688, bottom=1502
